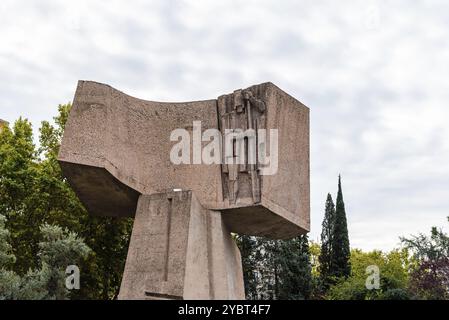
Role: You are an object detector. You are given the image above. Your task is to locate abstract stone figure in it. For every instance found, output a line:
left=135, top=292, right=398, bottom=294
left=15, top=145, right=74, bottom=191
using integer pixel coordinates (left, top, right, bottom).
left=58, top=81, right=310, bottom=299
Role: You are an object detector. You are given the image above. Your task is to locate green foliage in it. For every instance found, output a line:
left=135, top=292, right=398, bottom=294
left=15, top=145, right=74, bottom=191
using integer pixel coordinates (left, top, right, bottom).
left=326, top=276, right=367, bottom=300
left=277, top=235, right=312, bottom=300
left=236, top=235, right=260, bottom=299
left=0, top=105, right=133, bottom=299
left=330, top=175, right=351, bottom=279
left=316, top=176, right=351, bottom=296
left=256, top=239, right=277, bottom=299
left=36, top=224, right=91, bottom=299
left=381, top=288, right=410, bottom=300
left=80, top=216, right=133, bottom=299
left=319, top=193, right=335, bottom=288
left=0, top=215, right=21, bottom=299
left=0, top=214, right=90, bottom=300
left=401, top=217, right=449, bottom=300
left=326, top=249, right=411, bottom=300
left=0, top=118, right=40, bottom=272
left=0, top=215, right=15, bottom=268
left=309, top=241, right=321, bottom=278
left=238, top=235, right=313, bottom=300
left=239, top=178, right=448, bottom=300
left=401, top=218, right=449, bottom=262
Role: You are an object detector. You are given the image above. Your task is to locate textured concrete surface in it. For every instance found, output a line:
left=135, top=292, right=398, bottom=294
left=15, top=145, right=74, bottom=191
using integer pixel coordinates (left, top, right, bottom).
left=59, top=80, right=309, bottom=237
left=58, top=80, right=310, bottom=299
left=119, top=191, right=244, bottom=300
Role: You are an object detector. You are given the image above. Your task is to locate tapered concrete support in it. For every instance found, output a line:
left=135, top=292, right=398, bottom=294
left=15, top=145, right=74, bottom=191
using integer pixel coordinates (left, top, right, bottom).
left=118, top=191, right=245, bottom=300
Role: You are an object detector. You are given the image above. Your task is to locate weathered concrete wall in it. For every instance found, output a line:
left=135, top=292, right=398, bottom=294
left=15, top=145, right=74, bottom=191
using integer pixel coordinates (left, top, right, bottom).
left=119, top=191, right=244, bottom=300
left=59, top=81, right=222, bottom=215
left=261, top=83, right=310, bottom=235
left=59, top=81, right=310, bottom=238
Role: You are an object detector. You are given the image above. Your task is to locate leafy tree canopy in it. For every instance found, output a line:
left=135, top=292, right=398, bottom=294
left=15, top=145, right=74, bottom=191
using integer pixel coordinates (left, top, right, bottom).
left=0, top=105, right=133, bottom=299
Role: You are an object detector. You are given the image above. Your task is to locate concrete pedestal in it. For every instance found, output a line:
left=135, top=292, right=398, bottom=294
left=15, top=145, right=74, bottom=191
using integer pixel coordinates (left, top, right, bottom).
left=118, top=191, right=245, bottom=300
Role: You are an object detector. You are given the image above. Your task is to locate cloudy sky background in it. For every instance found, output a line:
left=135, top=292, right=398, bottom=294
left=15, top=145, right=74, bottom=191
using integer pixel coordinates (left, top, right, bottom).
left=1, top=0, right=449, bottom=251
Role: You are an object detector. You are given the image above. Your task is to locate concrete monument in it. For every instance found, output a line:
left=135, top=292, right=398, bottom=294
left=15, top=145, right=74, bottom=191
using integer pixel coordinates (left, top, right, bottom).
left=58, top=81, right=309, bottom=299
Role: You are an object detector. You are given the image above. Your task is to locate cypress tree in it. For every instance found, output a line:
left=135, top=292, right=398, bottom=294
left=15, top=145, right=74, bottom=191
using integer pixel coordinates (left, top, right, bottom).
left=319, top=193, right=335, bottom=288
left=330, top=175, right=351, bottom=278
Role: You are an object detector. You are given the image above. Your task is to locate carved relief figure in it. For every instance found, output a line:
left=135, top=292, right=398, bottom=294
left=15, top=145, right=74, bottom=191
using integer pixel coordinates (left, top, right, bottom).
left=218, top=88, right=266, bottom=205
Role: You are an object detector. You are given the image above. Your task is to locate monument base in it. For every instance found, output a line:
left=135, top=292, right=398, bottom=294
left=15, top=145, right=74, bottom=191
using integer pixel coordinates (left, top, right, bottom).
left=118, top=191, right=245, bottom=300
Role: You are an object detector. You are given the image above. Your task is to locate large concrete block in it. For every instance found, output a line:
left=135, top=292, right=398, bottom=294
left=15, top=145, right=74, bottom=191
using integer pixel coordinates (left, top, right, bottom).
left=119, top=191, right=244, bottom=300
left=59, top=81, right=309, bottom=239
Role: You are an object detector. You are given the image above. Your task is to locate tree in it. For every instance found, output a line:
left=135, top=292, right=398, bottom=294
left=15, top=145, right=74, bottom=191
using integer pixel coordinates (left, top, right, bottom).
left=330, top=175, right=351, bottom=279
left=401, top=217, right=449, bottom=300
left=278, top=235, right=312, bottom=300
left=0, top=105, right=133, bottom=299
left=316, top=176, right=351, bottom=294
left=319, top=193, right=335, bottom=288
left=257, top=239, right=281, bottom=299
left=0, top=214, right=90, bottom=300
left=309, top=241, right=321, bottom=278
left=0, top=214, right=21, bottom=299
left=236, top=235, right=260, bottom=299
left=0, top=117, right=41, bottom=273
left=326, top=248, right=411, bottom=300
left=238, top=235, right=314, bottom=300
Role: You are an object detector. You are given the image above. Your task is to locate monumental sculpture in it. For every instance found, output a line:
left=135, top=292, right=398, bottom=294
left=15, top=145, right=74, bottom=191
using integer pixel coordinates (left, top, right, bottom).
left=58, top=81, right=309, bottom=299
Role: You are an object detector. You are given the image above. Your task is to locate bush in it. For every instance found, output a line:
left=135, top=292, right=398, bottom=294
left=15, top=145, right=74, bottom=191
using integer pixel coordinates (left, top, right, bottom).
left=0, top=214, right=90, bottom=300
left=381, top=288, right=410, bottom=300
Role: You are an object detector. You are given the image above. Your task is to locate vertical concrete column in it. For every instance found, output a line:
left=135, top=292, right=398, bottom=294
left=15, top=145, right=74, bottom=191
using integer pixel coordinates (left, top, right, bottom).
left=118, top=191, right=245, bottom=300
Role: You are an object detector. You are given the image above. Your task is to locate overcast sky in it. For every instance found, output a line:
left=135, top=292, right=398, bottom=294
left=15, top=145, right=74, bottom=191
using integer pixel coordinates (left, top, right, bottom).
left=1, top=0, right=448, bottom=251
